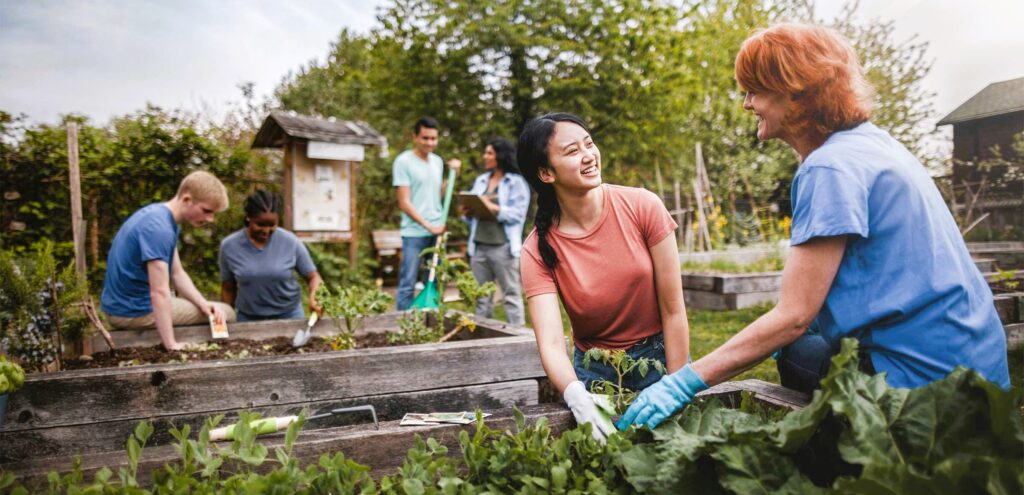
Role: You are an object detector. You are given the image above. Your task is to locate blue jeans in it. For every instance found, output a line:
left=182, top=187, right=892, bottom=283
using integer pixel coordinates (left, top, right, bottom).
left=573, top=333, right=667, bottom=392
left=397, top=235, right=437, bottom=310
left=237, top=304, right=305, bottom=322
left=777, top=333, right=875, bottom=393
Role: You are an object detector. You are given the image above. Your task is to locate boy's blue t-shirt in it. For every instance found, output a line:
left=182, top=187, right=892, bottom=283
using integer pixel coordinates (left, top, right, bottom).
left=218, top=228, right=317, bottom=317
left=791, top=122, right=1009, bottom=389
left=100, top=203, right=179, bottom=317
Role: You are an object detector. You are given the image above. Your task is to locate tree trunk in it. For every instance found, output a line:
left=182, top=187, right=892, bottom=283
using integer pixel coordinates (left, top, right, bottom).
left=509, top=45, right=534, bottom=136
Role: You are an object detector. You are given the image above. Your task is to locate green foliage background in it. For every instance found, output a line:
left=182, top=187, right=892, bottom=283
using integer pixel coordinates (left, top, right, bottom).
left=1, top=0, right=937, bottom=296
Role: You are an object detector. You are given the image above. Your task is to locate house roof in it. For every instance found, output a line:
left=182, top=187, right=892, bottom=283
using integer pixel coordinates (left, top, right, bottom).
left=937, top=77, right=1024, bottom=126
left=251, top=111, right=388, bottom=150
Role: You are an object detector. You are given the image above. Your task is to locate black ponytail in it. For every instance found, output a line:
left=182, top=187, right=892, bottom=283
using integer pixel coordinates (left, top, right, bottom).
left=244, top=189, right=282, bottom=226
left=517, top=113, right=590, bottom=270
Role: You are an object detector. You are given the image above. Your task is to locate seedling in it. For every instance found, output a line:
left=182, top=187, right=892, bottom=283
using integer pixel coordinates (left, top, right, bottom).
left=317, top=285, right=392, bottom=350
left=994, top=267, right=1021, bottom=290
left=389, top=308, right=444, bottom=345
left=390, top=244, right=495, bottom=345
left=582, top=348, right=667, bottom=413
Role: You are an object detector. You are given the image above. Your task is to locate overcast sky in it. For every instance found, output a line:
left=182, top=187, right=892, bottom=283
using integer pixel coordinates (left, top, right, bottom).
left=2, top=0, right=1023, bottom=149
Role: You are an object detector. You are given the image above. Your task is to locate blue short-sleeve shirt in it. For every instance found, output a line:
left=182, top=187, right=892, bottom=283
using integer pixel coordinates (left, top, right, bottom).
left=219, top=228, right=317, bottom=317
left=791, top=122, right=1009, bottom=389
left=101, top=203, right=179, bottom=317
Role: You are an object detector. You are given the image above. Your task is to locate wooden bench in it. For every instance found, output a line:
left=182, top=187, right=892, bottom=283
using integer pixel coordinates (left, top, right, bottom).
left=372, top=229, right=403, bottom=285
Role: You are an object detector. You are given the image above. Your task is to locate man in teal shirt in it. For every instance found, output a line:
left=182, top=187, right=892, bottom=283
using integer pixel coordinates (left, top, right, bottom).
left=393, top=117, right=461, bottom=310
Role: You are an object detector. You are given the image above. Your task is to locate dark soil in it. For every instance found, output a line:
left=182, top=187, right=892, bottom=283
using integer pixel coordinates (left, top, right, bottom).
left=65, top=332, right=398, bottom=370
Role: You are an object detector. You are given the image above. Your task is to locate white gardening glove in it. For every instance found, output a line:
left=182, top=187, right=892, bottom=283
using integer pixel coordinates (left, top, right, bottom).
left=562, top=380, right=615, bottom=443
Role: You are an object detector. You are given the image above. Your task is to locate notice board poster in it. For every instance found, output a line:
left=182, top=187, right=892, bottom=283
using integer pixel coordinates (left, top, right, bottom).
left=291, top=158, right=351, bottom=232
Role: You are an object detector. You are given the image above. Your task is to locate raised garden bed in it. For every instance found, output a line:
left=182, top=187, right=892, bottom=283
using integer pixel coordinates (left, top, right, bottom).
left=0, top=312, right=546, bottom=464
left=968, top=241, right=1024, bottom=270
left=682, top=271, right=782, bottom=310
left=3, top=379, right=808, bottom=486
left=994, top=291, right=1024, bottom=351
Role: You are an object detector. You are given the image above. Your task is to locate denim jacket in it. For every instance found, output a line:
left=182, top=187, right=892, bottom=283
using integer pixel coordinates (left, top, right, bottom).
left=463, top=171, right=531, bottom=257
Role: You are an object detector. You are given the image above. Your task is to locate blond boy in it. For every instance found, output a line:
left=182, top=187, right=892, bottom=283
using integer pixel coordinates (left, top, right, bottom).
left=101, top=171, right=236, bottom=350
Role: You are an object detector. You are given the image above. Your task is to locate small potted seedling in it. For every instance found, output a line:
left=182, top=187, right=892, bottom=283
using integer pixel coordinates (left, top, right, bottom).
left=0, top=355, right=26, bottom=427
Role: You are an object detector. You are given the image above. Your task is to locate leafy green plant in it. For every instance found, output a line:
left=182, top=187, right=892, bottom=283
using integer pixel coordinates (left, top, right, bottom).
left=3, top=340, right=1020, bottom=493
left=993, top=267, right=1021, bottom=290
left=582, top=348, right=667, bottom=413
left=0, top=355, right=25, bottom=394
left=317, top=285, right=392, bottom=350
left=0, top=242, right=89, bottom=372
left=388, top=242, right=495, bottom=346
left=388, top=308, right=443, bottom=345
left=619, top=339, right=1024, bottom=494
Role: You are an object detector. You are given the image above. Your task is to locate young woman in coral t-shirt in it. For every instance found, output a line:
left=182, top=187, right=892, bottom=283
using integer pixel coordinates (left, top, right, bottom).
left=517, top=113, right=691, bottom=442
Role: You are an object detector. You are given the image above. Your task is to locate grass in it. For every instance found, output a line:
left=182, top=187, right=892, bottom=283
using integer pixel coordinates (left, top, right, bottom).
left=688, top=303, right=779, bottom=383
left=680, top=253, right=785, bottom=273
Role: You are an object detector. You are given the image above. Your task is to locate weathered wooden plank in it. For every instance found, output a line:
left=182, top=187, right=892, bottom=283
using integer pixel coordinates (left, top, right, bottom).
left=684, top=290, right=778, bottom=310
left=682, top=272, right=783, bottom=294
left=1007, top=323, right=1024, bottom=351
left=716, top=273, right=783, bottom=294
left=5, top=404, right=573, bottom=487
left=4, top=380, right=807, bottom=486
left=684, top=290, right=732, bottom=310
left=967, top=241, right=1024, bottom=252
left=994, top=293, right=1024, bottom=324
left=0, top=380, right=539, bottom=463
left=4, top=380, right=806, bottom=485
left=681, top=273, right=717, bottom=291
left=91, top=313, right=528, bottom=351
left=973, top=258, right=996, bottom=273
left=697, top=379, right=810, bottom=410
left=3, top=336, right=544, bottom=432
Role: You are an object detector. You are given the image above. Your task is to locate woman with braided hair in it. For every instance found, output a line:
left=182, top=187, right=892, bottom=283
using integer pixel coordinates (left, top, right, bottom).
left=219, top=190, right=323, bottom=321
left=518, top=113, right=691, bottom=442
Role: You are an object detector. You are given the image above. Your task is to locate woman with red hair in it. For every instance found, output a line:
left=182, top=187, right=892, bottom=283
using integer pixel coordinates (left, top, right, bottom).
left=618, top=23, right=1009, bottom=430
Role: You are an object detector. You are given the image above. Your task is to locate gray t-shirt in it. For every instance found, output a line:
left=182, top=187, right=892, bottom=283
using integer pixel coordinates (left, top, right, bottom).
left=219, top=228, right=317, bottom=317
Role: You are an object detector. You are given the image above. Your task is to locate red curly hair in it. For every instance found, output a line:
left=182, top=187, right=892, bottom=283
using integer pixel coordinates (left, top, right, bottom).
left=735, top=23, right=874, bottom=145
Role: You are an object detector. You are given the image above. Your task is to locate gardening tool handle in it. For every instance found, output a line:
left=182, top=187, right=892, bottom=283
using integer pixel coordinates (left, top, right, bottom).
left=425, top=167, right=457, bottom=285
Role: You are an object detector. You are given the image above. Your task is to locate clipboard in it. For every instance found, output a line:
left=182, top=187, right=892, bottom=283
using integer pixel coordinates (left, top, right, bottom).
left=457, top=192, right=497, bottom=221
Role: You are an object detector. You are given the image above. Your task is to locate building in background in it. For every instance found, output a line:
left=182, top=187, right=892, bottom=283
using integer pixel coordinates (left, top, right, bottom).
left=937, top=77, right=1024, bottom=239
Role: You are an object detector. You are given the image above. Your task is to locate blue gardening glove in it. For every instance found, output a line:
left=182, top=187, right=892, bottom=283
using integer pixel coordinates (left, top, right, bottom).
left=616, top=364, right=708, bottom=430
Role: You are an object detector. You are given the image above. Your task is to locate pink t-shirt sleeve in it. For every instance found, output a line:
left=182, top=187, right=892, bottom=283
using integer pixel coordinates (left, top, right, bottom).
left=636, top=189, right=678, bottom=247
left=521, top=237, right=557, bottom=298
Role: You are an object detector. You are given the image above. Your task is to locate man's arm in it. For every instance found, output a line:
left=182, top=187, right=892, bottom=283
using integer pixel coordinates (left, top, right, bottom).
left=170, top=249, right=226, bottom=323
left=147, top=260, right=181, bottom=351
left=397, top=186, right=445, bottom=235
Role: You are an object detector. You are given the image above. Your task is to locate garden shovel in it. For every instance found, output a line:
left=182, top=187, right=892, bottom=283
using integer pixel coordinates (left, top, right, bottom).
left=411, top=167, right=457, bottom=311
left=291, top=312, right=319, bottom=348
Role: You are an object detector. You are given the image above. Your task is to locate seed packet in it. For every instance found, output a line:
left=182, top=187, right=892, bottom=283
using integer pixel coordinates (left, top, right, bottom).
left=209, top=314, right=229, bottom=339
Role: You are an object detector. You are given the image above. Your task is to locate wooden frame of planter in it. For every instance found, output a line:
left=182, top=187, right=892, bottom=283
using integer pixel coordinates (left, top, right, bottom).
left=0, top=312, right=546, bottom=465
left=4, top=379, right=809, bottom=486
left=994, top=291, right=1024, bottom=350
left=682, top=271, right=782, bottom=310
